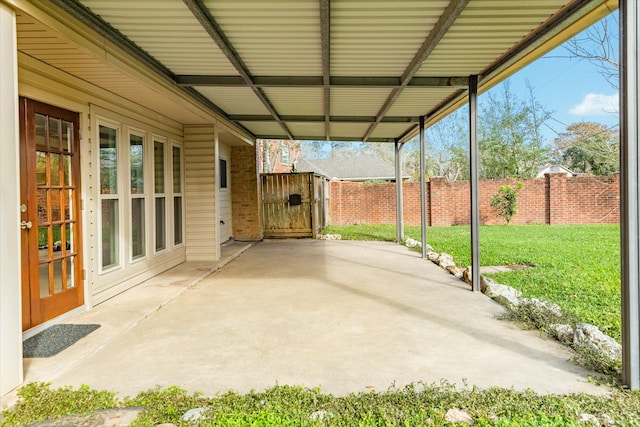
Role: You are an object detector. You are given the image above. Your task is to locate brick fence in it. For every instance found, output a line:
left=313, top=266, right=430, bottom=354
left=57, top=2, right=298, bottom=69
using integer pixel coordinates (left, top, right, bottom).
left=328, top=173, right=620, bottom=226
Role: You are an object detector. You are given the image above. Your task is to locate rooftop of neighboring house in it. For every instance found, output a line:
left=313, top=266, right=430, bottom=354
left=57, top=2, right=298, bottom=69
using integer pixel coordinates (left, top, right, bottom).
left=536, top=164, right=575, bottom=178
left=295, top=156, right=409, bottom=182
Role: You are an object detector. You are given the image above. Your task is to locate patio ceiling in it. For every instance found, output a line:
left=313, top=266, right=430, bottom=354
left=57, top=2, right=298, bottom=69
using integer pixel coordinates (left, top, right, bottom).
left=27, top=0, right=616, bottom=143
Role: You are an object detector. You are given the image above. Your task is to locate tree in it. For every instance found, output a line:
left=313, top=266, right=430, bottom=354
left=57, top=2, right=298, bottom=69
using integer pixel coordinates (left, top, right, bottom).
left=479, top=81, right=553, bottom=179
left=402, top=109, right=470, bottom=181
left=554, top=122, right=619, bottom=175
left=564, top=12, right=619, bottom=89
left=491, top=183, right=524, bottom=225
left=257, top=139, right=300, bottom=173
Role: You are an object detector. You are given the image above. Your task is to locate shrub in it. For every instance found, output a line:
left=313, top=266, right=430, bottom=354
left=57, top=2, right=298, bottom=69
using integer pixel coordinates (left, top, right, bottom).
left=491, top=183, right=524, bottom=224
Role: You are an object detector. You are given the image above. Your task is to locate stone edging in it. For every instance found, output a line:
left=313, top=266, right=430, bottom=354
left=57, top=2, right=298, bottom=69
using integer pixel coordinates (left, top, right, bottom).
left=403, top=237, right=622, bottom=374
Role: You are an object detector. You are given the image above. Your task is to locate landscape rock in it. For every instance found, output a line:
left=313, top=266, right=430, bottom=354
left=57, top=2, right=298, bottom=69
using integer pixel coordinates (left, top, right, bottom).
left=447, top=265, right=464, bottom=279
left=445, top=408, right=474, bottom=425
left=309, top=410, right=334, bottom=422
left=578, top=413, right=600, bottom=426
left=427, top=251, right=440, bottom=262
left=437, top=253, right=456, bottom=269
left=574, top=324, right=622, bottom=362
left=482, top=281, right=521, bottom=308
left=181, top=407, right=209, bottom=421
left=462, top=267, right=472, bottom=285
left=547, top=323, right=574, bottom=343
left=599, top=413, right=615, bottom=426
left=480, top=275, right=499, bottom=293
left=317, top=234, right=342, bottom=240
left=404, top=238, right=421, bottom=248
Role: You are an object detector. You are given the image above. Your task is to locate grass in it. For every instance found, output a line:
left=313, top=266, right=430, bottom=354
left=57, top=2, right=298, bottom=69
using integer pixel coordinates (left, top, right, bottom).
left=323, top=224, right=621, bottom=342
left=3, top=382, right=640, bottom=426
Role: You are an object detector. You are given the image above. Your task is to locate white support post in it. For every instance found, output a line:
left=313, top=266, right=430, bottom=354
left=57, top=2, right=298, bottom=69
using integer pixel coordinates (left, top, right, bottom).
left=621, top=0, right=640, bottom=390
left=0, top=1, right=24, bottom=396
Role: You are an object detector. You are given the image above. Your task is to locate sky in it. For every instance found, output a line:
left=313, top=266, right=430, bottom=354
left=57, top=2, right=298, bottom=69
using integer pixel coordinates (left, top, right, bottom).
left=485, top=10, right=619, bottom=145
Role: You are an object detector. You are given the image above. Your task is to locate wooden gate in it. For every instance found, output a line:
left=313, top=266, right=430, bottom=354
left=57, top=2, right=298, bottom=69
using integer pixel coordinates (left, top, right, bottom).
left=261, top=172, right=326, bottom=238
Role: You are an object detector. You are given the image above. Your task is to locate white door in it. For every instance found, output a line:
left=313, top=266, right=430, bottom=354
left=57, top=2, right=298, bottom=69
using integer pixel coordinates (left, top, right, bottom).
left=218, top=144, right=232, bottom=242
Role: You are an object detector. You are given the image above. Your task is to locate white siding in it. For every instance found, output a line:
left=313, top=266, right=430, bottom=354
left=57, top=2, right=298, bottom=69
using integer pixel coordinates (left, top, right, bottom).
left=185, top=125, right=218, bottom=261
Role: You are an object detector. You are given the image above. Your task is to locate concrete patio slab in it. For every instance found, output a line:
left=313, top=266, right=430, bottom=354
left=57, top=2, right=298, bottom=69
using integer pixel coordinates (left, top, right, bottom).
left=4, top=240, right=609, bottom=405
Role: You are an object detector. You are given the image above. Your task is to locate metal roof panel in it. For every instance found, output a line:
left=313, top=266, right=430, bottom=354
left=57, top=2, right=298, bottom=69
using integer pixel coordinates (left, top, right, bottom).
left=195, top=87, right=272, bottom=115
left=263, top=88, right=325, bottom=116
left=80, top=0, right=237, bottom=75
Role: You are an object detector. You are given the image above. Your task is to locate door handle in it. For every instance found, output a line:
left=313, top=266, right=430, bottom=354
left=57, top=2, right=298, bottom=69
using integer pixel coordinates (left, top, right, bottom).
left=20, top=221, right=32, bottom=230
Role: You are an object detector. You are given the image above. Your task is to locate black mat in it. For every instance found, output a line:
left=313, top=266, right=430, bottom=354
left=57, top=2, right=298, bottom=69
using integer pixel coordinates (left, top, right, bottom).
left=23, top=324, right=100, bottom=358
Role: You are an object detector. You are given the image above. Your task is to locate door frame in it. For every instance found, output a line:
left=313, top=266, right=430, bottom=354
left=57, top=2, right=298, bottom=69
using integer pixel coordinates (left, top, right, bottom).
left=19, top=97, right=85, bottom=331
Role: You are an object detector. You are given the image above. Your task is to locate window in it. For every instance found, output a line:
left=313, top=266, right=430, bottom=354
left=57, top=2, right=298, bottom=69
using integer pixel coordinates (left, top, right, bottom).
left=219, top=158, right=227, bottom=189
left=130, top=133, right=145, bottom=260
left=99, top=124, right=119, bottom=270
left=94, top=111, right=185, bottom=279
left=154, top=140, right=166, bottom=252
left=172, top=145, right=183, bottom=245
left=281, top=146, right=290, bottom=164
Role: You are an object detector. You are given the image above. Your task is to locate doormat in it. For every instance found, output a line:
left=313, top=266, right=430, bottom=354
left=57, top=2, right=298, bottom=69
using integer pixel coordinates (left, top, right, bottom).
left=23, top=324, right=100, bottom=358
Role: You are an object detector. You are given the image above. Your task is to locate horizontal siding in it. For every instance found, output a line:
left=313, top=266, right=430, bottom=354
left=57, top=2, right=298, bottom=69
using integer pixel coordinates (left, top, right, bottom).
left=184, top=125, right=217, bottom=261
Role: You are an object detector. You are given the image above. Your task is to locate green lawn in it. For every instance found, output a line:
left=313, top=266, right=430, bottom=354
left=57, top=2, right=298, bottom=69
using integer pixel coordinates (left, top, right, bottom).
left=324, top=224, right=621, bottom=342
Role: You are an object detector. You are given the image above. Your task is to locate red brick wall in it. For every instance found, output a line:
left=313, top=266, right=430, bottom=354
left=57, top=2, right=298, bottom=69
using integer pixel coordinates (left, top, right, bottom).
left=231, top=146, right=263, bottom=239
left=328, top=173, right=620, bottom=226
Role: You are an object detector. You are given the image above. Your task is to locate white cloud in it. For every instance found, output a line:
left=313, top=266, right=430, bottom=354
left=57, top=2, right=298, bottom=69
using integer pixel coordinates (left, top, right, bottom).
left=569, top=93, right=619, bottom=116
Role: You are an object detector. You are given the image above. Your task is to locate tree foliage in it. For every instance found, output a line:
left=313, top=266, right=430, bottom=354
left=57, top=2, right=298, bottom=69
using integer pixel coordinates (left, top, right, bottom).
left=479, top=82, right=553, bottom=179
left=402, top=109, right=470, bottom=181
left=491, top=183, right=524, bottom=225
left=554, top=122, right=619, bottom=175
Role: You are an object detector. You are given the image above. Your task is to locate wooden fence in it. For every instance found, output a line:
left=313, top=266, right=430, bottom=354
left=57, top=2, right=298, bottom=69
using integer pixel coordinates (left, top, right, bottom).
left=261, top=172, right=327, bottom=238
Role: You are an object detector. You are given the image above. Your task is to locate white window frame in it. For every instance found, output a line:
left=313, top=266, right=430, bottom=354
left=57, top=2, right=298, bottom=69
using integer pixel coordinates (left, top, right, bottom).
left=128, top=127, right=148, bottom=263
left=171, top=142, right=185, bottom=248
left=96, top=118, right=123, bottom=274
left=153, top=136, right=168, bottom=254
left=281, top=144, right=290, bottom=165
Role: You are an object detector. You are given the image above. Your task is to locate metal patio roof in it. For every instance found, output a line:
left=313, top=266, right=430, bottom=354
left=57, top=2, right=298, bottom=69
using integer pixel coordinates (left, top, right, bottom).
left=29, top=0, right=617, bottom=143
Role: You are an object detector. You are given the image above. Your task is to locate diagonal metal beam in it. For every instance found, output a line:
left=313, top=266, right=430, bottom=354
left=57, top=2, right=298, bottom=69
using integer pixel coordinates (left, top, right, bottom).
left=320, top=0, right=331, bottom=141
left=182, top=0, right=294, bottom=140
left=361, top=0, right=470, bottom=142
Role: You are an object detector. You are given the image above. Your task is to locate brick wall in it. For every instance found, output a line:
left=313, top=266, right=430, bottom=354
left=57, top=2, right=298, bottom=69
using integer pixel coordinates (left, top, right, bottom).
left=231, top=145, right=263, bottom=240
left=328, top=173, right=620, bottom=226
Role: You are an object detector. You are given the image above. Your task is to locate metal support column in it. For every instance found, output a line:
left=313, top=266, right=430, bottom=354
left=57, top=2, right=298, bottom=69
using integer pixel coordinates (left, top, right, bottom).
left=469, top=75, right=480, bottom=292
left=420, top=116, right=427, bottom=259
left=395, top=141, right=405, bottom=244
left=621, top=0, right=640, bottom=390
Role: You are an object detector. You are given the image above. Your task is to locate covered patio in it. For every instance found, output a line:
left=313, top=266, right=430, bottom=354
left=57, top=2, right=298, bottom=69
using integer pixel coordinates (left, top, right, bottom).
left=2, top=0, right=640, bottom=398
left=3, top=240, right=606, bottom=404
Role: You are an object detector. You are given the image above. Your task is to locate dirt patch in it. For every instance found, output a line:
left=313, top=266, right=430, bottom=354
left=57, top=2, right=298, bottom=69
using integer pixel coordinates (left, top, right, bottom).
left=508, top=264, right=534, bottom=271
